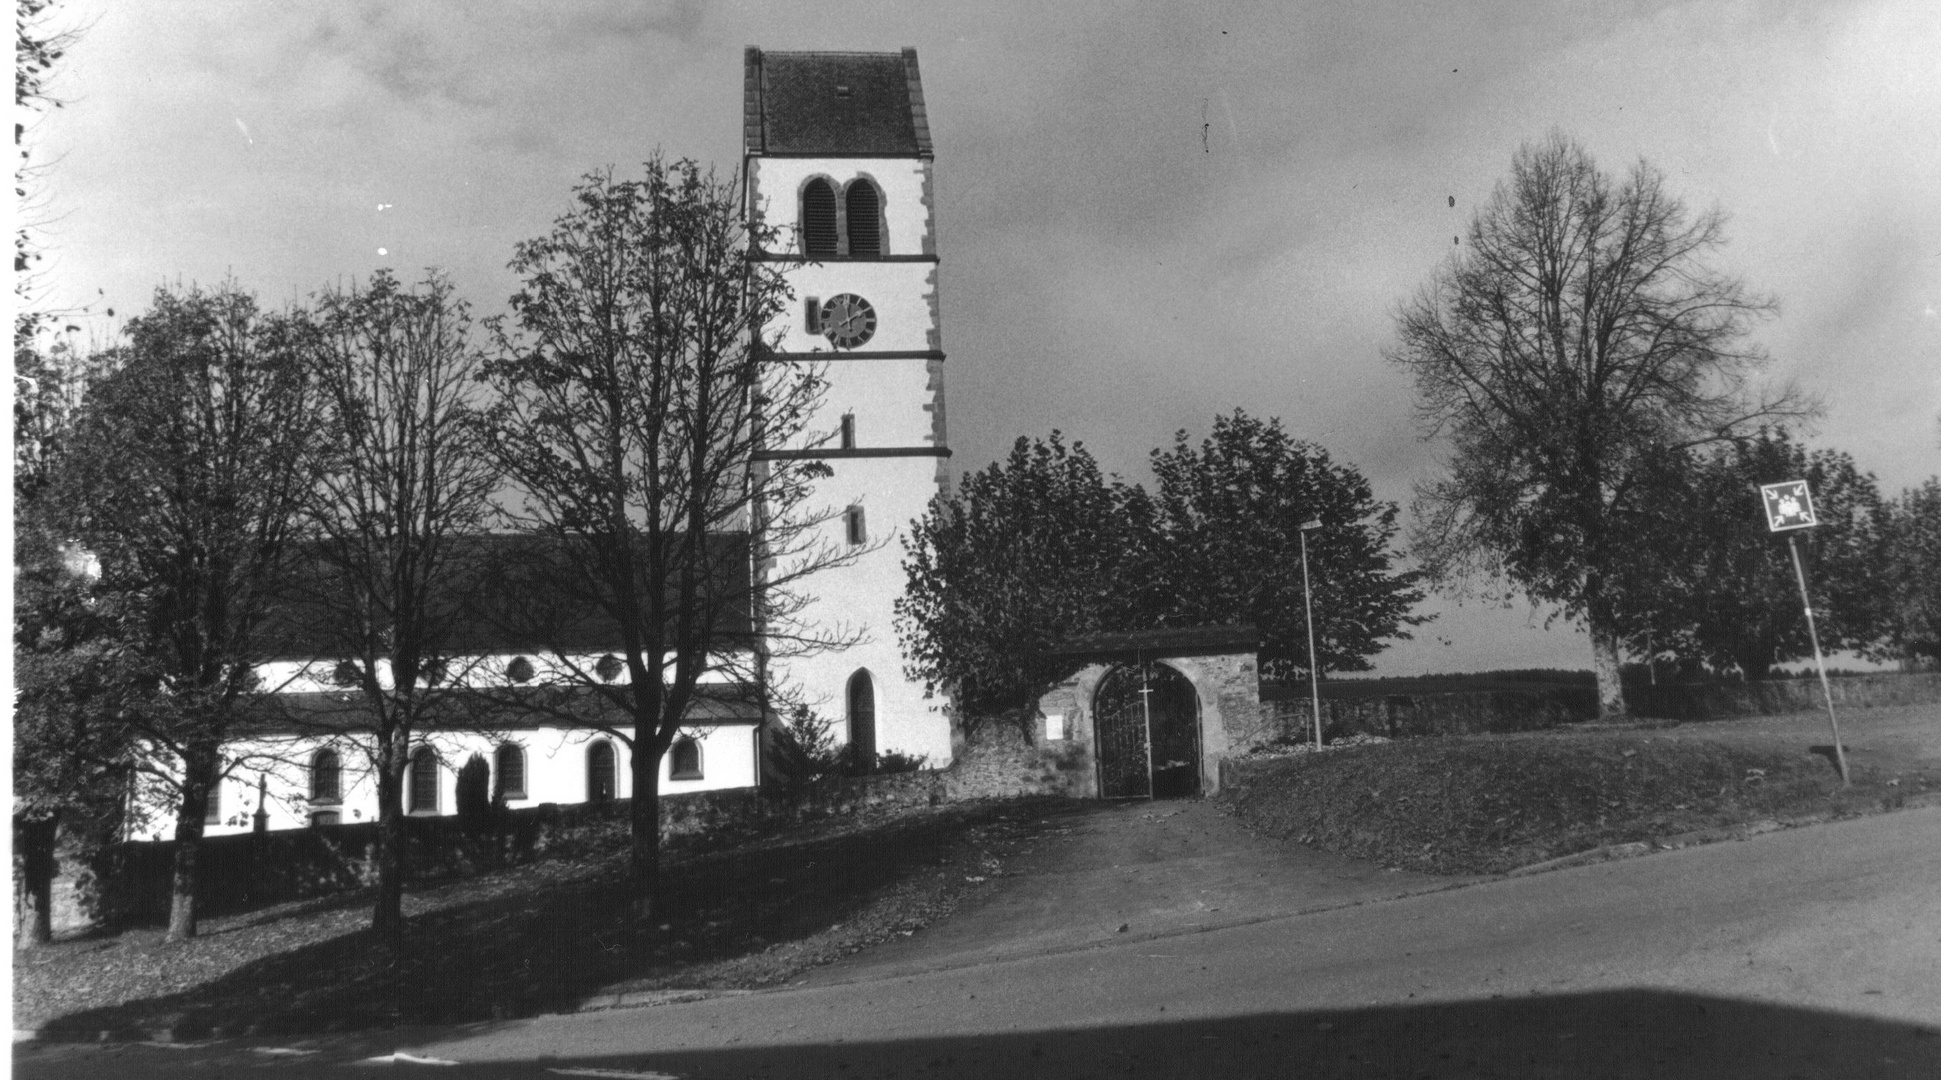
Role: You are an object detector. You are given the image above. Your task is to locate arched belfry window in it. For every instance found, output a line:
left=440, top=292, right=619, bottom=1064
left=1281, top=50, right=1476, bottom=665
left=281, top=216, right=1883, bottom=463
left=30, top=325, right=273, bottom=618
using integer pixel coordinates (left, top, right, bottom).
left=587, top=739, right=616, bottom=803
left=847, top=669, right=877, bottom=766
left=408, top=746, right=440, bottom=814
left=844, top=179, right=882, bottom=256
left=801, top=179, right=839, bottom=256
left=311, top=749, right=342, bottom=804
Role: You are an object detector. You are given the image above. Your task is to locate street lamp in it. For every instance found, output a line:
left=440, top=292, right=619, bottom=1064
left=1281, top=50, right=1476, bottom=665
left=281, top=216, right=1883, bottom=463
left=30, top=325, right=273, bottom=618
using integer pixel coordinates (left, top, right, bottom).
left=1299, top=518, right=1323, bottom=751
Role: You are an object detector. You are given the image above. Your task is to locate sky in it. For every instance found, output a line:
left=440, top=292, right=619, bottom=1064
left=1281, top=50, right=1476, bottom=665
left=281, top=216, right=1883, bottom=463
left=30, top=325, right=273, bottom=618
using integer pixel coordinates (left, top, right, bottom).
left=23, top=0, right=1941, bottom=676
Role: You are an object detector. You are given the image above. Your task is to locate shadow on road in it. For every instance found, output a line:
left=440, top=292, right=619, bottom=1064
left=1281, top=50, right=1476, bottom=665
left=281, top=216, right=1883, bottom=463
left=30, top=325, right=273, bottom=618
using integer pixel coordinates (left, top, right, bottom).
left=16, top=988, right=1938, bottom=1079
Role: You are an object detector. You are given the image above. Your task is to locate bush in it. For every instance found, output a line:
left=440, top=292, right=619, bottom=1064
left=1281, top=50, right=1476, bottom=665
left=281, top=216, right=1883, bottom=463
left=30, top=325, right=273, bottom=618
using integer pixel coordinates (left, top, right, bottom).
left=455, top=753, right=494, bottom=836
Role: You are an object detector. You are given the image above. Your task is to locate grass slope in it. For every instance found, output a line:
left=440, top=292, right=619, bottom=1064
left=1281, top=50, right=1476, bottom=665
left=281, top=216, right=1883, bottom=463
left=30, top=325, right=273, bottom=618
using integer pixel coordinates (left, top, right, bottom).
left=1222, top=729, right=1917, bottom=875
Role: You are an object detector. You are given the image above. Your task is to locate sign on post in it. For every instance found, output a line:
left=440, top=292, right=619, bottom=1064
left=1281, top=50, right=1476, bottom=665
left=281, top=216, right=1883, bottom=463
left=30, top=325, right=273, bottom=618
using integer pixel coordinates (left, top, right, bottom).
left=1760, top=480, right=1818, bottom=532
left=1759, top=479, right=1849, bottom=785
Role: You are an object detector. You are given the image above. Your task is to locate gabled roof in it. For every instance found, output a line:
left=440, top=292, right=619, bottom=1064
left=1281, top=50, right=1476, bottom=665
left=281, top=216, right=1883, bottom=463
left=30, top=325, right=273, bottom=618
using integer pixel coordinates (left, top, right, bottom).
left=1047, top=625, right=1261, bottom=661
left=743, top=47, right=932, bottom=157
left=257, top=532, right=754, bottom=661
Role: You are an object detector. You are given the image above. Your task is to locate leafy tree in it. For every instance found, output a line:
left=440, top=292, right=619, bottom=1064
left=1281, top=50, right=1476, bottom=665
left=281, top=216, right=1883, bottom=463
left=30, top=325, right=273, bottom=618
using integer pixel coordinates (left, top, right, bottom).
left=1877, top=477, right=1941, bottom=668
left=479, top=157, right=846, bottom=922
left=13, top=320, right=131, bottom=946
left=59, top=282, right=317, bottom=941
left=289, top=269, right=496, bottom=937
left=1148, top=411, right=1428, bottom=682
left=1388, top=132, right=1811, bottom=716
left=1624, top=430, right=1887, bottom=679
left=896, top=433, right=1154, bottom=727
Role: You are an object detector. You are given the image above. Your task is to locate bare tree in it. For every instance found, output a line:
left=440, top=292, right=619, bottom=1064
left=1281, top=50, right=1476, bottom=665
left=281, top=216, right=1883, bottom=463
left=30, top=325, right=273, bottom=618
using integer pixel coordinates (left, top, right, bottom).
left=479, top=157, right=853, bottom=922
left=60, top=282, right=316, bottom=940
left=1389, top=133, right=1812, bottom=716
left=290, top=269, right=496, bottom=938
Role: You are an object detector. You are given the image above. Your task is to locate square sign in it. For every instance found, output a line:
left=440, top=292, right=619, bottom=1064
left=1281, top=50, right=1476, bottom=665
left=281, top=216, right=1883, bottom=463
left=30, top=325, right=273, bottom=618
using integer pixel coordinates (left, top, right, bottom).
left=1760, top=480, right=1818, bottom=532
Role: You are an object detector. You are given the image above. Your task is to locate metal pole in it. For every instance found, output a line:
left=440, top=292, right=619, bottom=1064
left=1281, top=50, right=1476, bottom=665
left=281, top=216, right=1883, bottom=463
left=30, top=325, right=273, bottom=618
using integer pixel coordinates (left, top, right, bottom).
left=1300, top=528, right=1322, bottom=751
left=1138, top=652, right=1156, bottom=800
left=1788, top=535, right=1849, bottom=786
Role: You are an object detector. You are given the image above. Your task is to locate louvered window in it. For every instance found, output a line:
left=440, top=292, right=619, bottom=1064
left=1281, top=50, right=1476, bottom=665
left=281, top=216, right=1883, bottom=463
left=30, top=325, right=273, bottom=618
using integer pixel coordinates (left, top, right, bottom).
left=801, top=179, right=838, bottom=256
left=846, top=504, right=867, bottom=545
left=839, top=413, right=856, bottom=449
left=845, top=180, right=881, bottom=256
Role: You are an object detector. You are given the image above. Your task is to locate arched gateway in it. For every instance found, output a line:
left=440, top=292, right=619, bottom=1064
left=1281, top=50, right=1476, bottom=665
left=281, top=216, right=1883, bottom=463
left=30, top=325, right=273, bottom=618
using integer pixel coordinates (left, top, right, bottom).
left=1038, top=625, right=1263, bottom=800
left=1094, top=662, right=1201, bottom=799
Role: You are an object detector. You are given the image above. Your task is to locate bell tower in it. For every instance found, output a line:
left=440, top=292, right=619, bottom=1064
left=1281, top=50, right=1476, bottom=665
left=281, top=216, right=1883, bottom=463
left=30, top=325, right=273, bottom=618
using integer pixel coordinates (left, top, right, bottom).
left=743, top=47, right=953, bottom=766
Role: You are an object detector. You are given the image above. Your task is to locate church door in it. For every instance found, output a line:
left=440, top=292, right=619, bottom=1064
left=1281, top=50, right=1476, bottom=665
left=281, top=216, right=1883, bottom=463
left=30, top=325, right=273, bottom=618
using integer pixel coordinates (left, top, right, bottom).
left=1093, top=662, right=1201, bottom=799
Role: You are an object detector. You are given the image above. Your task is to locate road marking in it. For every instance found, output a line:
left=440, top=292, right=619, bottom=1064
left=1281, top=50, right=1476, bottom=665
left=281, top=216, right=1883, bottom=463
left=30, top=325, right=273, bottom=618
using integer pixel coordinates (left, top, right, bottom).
left=360, top=1051, right=460, bottom=1065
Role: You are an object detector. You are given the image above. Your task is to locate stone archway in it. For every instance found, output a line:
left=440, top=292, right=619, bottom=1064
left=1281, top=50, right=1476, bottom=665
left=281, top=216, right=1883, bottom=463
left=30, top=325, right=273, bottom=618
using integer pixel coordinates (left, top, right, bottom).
left=1093, top=661, right=1202, bottom=799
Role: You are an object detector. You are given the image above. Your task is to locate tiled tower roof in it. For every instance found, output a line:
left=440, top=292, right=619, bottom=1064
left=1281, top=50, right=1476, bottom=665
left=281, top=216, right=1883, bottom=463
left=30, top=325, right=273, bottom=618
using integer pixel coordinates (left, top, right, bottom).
left=743, top=47, right=933, bottom=157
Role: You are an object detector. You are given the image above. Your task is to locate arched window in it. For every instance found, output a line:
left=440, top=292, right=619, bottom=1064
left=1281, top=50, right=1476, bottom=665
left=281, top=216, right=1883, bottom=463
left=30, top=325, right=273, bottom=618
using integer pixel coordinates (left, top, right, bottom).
left=844, top=179, right=881, bottom=256
left=847, top=669, right=877, bottom=767
left=408, top=746, right=440, bottom=814
left=495, top=742, right=527, bottom=800
left=845, top=504, right=867, bottom=545
left=587, top=739, right=616, bottom=803
left=203, top=778, right=222, bottom=825
left=670, top=736, right=703, bottom=781
left=801, top=178, right=839, bottom=256
left=311, top=749, right=342, bottom=804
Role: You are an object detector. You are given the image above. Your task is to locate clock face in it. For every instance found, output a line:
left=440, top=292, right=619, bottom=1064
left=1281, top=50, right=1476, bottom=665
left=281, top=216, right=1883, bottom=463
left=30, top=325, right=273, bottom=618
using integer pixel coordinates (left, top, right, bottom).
left=821, top=293, right=877, bottom=349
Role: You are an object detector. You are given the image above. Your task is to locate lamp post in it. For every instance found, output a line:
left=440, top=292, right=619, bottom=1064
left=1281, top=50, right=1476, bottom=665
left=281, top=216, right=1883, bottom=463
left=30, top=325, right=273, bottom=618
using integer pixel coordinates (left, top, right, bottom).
left=1299, top=519, right=1323, bottom=751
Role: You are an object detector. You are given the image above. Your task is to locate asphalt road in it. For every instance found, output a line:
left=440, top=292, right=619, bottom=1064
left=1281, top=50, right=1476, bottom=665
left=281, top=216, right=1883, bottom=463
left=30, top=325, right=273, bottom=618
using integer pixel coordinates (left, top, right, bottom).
left=17, top=804, right=1941, bottom=1079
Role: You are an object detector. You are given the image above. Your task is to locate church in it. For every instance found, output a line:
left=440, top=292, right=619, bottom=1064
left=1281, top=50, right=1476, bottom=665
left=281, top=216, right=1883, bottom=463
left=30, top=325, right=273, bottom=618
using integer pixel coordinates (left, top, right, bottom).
left=164, top=48, right=959, bottom=837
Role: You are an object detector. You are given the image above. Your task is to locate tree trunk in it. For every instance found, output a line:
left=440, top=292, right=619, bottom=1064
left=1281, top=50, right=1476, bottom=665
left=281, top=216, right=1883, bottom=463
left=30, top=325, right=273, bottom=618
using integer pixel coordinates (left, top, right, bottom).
left=167, top=781, right=212, bottom=942
left=14, top=812, right=61, bottom=947
left=629, top=748, right=661, bottom=924
left=372, top=728, right=407, bottom=941
left=1588, top=622, right=1627, bottom=719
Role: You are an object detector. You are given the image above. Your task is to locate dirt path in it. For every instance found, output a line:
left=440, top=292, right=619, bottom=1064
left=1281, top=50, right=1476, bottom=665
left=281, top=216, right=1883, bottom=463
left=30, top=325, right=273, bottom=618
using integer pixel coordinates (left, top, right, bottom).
left=803, top=796, right=1475, bottom=984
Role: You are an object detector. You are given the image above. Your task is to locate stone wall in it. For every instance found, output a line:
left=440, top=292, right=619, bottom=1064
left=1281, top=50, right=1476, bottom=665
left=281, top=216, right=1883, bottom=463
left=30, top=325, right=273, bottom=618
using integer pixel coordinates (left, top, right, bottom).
left=79, top=771, right=952, bottom=928
left=1625, top=671, right=1941, bottom=721
left=1261, top=686, right=1596, bottom=744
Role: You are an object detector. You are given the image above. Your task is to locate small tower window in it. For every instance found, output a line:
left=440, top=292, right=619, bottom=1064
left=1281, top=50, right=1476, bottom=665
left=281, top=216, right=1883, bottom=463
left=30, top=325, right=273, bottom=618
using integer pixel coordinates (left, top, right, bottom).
left=845, top=504, right=867, bottom=545
left=408, top=746, right=440, bottom=814
left=587, top=739, right=616, bottom=803
left=801, top=179, right=839, bottom=256
left=839, top=413, right=856, bottom=449
left=844, top=180, right=881, bottom=256
left=203, top=778, right=222, bottom=825
left=670, top=736, right=703, bottom=781
left=311, top=749, right=342, bottom=804
left=495, top=742, right=527, bottom=800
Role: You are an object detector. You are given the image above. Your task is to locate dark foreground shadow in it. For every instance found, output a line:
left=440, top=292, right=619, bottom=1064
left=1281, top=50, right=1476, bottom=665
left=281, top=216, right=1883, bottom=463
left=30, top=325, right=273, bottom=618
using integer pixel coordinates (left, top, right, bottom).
left=15, top=989, right=1938, bottom=1079
left=26, top=799, right=1085, bottom=1036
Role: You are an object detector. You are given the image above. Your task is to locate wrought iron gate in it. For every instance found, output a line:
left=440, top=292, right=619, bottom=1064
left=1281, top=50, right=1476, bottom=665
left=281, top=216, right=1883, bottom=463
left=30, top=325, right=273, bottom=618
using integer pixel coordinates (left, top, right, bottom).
left=1094, top=662, right=1201, bottom=799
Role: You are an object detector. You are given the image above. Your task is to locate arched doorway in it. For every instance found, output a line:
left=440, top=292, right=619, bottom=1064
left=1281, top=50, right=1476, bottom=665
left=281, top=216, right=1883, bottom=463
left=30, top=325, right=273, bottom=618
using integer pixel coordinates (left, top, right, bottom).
left=586, top=739, right=616, bottom=803
left=847, top=669, right=877, bottom=770
left=1094, top=662, right=1201, bottom=799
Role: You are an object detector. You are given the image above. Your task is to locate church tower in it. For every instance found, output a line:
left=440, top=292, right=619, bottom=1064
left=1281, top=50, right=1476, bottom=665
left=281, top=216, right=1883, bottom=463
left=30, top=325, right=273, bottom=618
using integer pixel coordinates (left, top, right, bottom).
left=743, top=48, right=953, bottom=766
